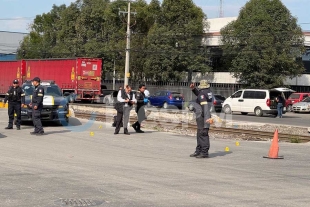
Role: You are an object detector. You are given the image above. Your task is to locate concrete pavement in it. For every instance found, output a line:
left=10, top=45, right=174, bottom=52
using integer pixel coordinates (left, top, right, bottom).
left=0, top=109, right=310, bottom=207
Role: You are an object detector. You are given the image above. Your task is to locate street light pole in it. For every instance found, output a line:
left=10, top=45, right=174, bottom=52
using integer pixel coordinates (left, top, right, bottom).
left=113, top=59, right=116, bottom=90
left=124, top=1, right=131, bottom=87
left=119, top=1, right=136, bottom=88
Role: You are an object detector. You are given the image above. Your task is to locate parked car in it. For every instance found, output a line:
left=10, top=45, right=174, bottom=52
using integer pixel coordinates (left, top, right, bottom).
left=292, top=96, right=310, bottom=113
left=21, top=81, right=69, bottom=125
left=147, top=90, right=184, bottom=109
left=222, top=88, right=294, bottom=117
left=188, top=94, right=226, bottom=112
left=287, top=93, right=310, bottom=111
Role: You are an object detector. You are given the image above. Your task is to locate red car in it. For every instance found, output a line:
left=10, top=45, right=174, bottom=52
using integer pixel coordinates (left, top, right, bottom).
left=287, top=93, right=310, bottom=111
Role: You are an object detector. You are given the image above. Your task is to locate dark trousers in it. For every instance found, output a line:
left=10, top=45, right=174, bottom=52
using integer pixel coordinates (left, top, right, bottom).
left=133, top=106, right=146, bottom=130
left=8, top=102, right=21, bottom=127
left=32, top=108, right=44, bottom=133
left=195, top=116, right=210, bottom=155
left=115, top=111, right=123, bottom=133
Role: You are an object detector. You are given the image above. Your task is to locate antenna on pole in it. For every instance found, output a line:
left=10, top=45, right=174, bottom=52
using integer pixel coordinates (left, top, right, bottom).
left=219, top=0, right=224, bottom=18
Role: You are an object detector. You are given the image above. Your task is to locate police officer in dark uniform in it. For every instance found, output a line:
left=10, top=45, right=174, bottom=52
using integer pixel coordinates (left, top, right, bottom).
left=189, top=80, right=213, bottom=158
left=4, top=79, right=25, bottom=130
left=29, top=77, right=45, bottom=135
left=132, top=84, right=148, bottom=133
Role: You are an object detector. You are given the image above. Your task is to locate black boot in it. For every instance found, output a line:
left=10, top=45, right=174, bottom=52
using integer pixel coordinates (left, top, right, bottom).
left=5, top=126, right=13, bottom=129
left=132, top=122, right=138, bottom=132
left=136, top=124, right=144, bottom=133
left=124, top=128, right=130, bottom=135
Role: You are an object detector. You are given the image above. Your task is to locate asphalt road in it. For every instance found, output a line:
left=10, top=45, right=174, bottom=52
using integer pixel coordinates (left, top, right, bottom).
left=0, top=109, right=310, bottom=207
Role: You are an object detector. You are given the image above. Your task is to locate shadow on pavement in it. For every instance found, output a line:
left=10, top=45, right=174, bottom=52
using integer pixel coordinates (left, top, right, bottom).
left=0, top=133, right=7, bottom=139
left=44, top=130, right=71, bottom=135
left=209, top=151, right=232, bottom=158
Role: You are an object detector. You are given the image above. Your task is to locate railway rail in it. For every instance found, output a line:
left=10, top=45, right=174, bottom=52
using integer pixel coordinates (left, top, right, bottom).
left=74, top=112, right=310, bottom=143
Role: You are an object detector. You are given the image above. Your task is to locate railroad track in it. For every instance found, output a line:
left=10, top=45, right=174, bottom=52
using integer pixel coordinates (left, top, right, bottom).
left=74, top=112, right=310, bottom=142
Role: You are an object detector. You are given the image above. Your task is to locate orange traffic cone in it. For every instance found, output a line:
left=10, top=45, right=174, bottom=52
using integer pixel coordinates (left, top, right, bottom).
left=263, top=129, right=284, bottom=159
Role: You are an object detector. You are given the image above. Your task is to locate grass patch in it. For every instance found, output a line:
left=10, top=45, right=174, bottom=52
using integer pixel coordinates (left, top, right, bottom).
left=289, top=136, right=301, bottom=143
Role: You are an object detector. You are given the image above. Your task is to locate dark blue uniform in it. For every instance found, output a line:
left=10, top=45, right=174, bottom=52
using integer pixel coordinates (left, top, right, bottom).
left=191, top=87, right=213, bottom=158
left=4, top=85, right=25, bottom=129
left=31, top=84, right=44, bottom=134
left=132, top=91, right=146, bottom=133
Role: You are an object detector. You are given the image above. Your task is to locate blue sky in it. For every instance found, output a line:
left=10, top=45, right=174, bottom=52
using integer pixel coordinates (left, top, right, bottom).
left=0, top=0, right=309, bottom=33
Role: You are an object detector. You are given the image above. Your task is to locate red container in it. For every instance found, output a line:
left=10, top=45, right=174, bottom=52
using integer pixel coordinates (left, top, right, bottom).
left=24, top=58, right=102, bottom=102
left=0, top=60, right=26, bottom=97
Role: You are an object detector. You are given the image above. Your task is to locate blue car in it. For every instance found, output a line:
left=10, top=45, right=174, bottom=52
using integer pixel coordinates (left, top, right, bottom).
left=147, top=90, right=185, bottom=109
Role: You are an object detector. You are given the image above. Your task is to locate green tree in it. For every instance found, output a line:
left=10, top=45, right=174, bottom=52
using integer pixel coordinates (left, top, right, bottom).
left=220, top=0, right=305, bottom=88
left=144, top=0, right=209, bottom=81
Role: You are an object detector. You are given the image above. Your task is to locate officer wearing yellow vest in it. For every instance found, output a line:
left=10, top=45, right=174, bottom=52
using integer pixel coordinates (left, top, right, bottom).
left=4, top=79, right=25, bottom=130
left=189, top=80, right=213, bottom=158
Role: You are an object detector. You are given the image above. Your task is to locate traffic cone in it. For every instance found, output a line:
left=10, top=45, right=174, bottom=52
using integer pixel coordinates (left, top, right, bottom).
left=263, top=129, right=284, bottom=159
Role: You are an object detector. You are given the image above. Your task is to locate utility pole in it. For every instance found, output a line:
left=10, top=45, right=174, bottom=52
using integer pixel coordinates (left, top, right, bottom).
left=219, top=0, right=224, bottom=18
left=113, top=59, right=116, bottom=90
left=119, top=1, right=137, bottom=87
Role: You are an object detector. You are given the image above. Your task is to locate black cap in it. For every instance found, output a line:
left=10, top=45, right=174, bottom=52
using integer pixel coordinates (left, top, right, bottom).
left=13, top=79, right=19, bottom=84
left=32, top=77, right=40, bottom=82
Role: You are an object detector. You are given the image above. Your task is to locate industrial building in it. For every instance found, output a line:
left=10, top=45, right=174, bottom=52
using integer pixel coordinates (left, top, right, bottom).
left=0, top=31, right=28, bottom=61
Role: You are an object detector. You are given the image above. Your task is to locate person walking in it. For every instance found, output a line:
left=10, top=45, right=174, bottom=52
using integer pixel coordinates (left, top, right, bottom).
left=4, top=79, right=25, bottom=130
left=189, top=80, right=213, bottom=158
left=132, top=84, right=148, bottom=133
left=114, top=85, right=136, bottom=135
left=29, top=77, right=45, bottom=135
left=276, top=93, right=284, bottom=118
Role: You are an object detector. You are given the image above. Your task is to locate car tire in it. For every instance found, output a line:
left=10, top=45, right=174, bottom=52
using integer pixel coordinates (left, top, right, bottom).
left=254, top=107, right=263, bottom=117
left=163, top=102, right=168, bottom=109
left=223, top=105, right=231, bottom=114
left=241, top=112, right=248, bottom=115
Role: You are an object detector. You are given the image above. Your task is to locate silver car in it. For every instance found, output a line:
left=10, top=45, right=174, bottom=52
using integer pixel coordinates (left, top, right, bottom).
left=292, top=97, right=310, bottom=113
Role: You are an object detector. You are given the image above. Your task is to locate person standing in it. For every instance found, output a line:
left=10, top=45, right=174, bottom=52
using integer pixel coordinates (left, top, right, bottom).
left=29, top=77, right=45, bottom=135
left=189, top=80, right=213, bottom=158
left=132, top=84, right=148, bottom=133
left=276, top=93, right=284, bottom=118
left=4, top=79, right=25, bottom=130
left=114, top=85, right=136, bottom=135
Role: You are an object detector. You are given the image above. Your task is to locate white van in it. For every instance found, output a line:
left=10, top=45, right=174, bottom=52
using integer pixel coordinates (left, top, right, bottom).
left=222, top=88, right=294, bottom=116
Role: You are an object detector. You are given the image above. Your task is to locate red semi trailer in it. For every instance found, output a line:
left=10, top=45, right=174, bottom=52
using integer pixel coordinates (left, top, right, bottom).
left=0, top=60, right=26, bottom=98
left=0, top=58, right=102, bottom=102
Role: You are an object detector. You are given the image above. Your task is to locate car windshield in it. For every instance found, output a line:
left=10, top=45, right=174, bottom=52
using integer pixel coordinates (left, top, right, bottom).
left=45, top=86, right=62, bottom=96
left=22, top=85, right=62, bottom=96
left=214, top=95, right=226, bottom=100
left=302, top=97, right=310, bottom=102
left=289, top=94, right=300, bottom=99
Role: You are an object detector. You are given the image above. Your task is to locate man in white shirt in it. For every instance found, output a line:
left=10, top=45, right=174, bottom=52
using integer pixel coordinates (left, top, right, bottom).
left=115, top=85, right=136, bottom=135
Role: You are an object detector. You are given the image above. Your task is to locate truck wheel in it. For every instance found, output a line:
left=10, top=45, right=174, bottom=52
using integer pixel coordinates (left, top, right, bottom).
left=254, top=107, right=263, bottom=117
left=69, top=95, right=75, bottom=103
left=287, top=105, right=292, bottom=112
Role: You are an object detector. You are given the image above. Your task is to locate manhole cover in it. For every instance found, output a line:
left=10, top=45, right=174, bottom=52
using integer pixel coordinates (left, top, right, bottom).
left=55, top=199, right=104, bottom=206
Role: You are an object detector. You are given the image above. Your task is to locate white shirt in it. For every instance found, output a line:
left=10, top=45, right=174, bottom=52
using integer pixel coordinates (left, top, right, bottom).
left=144, top=89, right=150, bottom=97
left=117, top=90, right=137, bottom=103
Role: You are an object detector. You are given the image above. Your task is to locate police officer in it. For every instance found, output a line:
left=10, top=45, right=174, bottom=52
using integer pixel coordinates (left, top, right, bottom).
left=189, top=80, right=213, bottom=158
left=4, top=79, right=25, bottom=130
left=132, top=84, right=148, bottom=133
left=29, top=77, right=45, bottom=135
